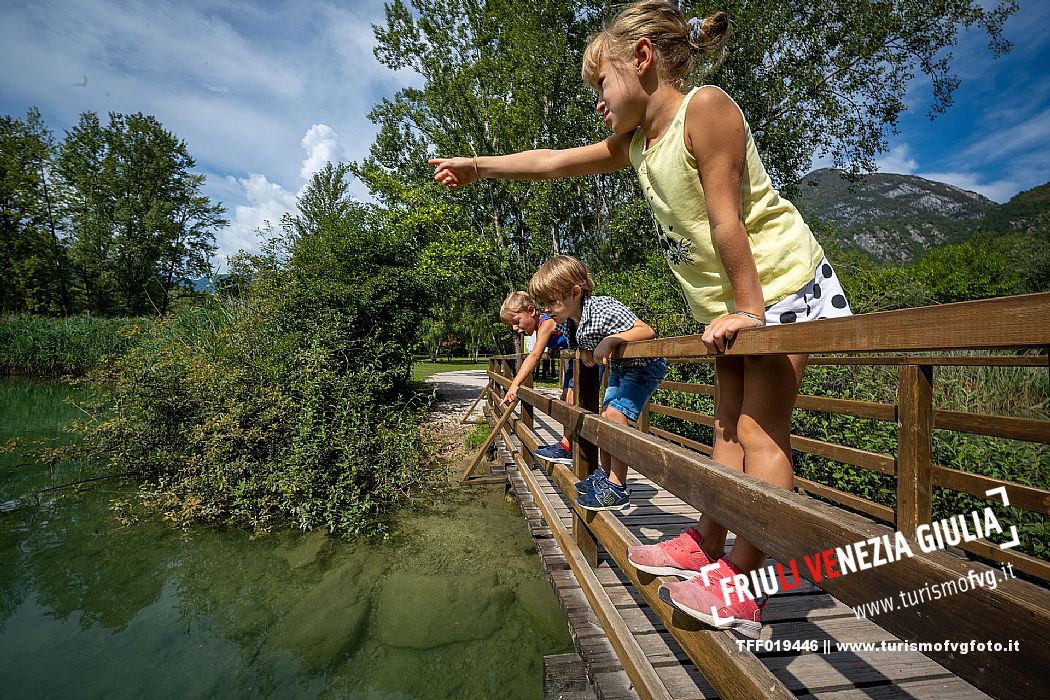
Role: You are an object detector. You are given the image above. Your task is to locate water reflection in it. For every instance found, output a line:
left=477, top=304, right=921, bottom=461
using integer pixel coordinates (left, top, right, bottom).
left=0, top=379, right=572, bottom=698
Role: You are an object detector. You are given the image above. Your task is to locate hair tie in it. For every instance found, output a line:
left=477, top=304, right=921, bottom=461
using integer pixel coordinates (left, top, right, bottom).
left=688, top=16, right=704, bottom=44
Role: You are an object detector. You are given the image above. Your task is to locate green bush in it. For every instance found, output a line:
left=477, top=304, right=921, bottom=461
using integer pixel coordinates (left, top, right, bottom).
left=64, top=211, right=442, bottom=538
left=465, top=424, right=491, bottom=451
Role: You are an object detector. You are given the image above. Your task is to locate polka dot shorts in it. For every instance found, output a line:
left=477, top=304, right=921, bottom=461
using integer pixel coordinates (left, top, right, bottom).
left=764, top=257, right=852, bottom=325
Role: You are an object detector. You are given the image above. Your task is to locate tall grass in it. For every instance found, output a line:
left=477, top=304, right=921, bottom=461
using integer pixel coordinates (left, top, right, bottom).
left=0, top=314, right=151, bottom=376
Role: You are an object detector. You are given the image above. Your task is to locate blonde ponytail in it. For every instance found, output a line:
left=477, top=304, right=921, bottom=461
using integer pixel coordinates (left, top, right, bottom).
left=582, top=2, right=729, bottom=90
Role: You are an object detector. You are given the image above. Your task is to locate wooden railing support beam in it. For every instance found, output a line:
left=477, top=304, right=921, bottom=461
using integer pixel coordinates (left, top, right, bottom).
left=897, top=364, right=934, bottom=536
left=573, top=356, right=600, bottom=567
left=499, top=380, right=1050, bottom=700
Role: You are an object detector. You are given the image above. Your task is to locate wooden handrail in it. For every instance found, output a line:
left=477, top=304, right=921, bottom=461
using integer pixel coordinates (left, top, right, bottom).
left=492, top=351, right=1048, bottom=367
left=620, top=292, right=1050, bottom=358
left=481, top=293, right=1050, bottom=700
left=496, top=376, right=1050, bottom=700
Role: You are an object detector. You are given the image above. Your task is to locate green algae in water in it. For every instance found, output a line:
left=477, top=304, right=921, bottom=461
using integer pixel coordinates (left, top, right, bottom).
left=0, top=379, right=573, bottom=698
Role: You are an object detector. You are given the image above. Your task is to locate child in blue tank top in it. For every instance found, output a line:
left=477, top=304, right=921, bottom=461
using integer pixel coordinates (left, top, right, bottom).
left=499, top=291, right=575, bottom=465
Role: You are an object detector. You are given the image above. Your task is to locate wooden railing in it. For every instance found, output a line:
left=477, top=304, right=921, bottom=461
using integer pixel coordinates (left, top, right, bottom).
left=483, top=291, right=1050, bottom=700
left=643, top=354, right=1050, bottom=582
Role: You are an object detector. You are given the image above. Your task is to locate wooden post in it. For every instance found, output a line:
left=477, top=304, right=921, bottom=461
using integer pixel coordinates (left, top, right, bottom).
left=461, top=398, right=519, bottom=483
left=558, top=351, right=567, bottom=393
left=496, top=358, right=509, bottom=401
left=637, top=405, right=650, bottom=434
left=897, top=364, right=933, bottom=537
left=521, top=368, right=534, bottom=466
left=573, top=353, right=601, bottom=566
left=521, top=369, right=534, bottom=431
left=490, top=358, right=500, bottom=400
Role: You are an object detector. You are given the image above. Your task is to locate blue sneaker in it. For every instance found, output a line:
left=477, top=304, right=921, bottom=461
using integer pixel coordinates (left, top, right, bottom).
left=574, top=467, right=607, bottom=494
left=576, top=476, right=630, bottom=512
left=535, top=442, right=573, bottom=465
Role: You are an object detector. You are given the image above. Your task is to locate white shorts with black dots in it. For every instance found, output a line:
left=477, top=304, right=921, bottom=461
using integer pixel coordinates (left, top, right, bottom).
left=764, top=257, right=852, bottom=326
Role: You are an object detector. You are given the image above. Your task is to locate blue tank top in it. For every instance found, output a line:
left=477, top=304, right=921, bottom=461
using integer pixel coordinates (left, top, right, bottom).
left=539, top=313, right=570, bottom=350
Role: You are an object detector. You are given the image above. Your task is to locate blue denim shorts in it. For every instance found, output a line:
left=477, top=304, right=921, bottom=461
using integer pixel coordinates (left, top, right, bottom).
left=601, top=358, right=667, bottom=422
left=562, top=358, right=574, bottom=390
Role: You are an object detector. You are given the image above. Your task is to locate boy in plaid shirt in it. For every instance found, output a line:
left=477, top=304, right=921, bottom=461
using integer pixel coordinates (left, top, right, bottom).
left=529, top=255, right=667, bottom=511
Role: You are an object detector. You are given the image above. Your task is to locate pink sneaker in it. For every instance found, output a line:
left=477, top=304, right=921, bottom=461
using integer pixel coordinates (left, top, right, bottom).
left=658, top=558, right=766, bottom=639
left=627, top=528, right=714, bottom=578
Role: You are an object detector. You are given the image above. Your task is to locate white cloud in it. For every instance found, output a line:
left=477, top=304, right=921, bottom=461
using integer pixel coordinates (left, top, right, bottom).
left=299, top=124, right=343, bottom=180
left=216, top=121, right=363, bottom=263
left=0, top=0, right=419, bottom=264
left=956, top=106, right=1050, bottom=164
left=218, top=174, right=297, bottom=263
left=875, top=145, right=919, bottom=175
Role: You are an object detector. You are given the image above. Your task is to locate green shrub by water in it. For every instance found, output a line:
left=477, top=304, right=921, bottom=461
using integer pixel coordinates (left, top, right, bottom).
left=0, top=314, right=150, bottom=375
left=60, top=213, right=441, bottom=538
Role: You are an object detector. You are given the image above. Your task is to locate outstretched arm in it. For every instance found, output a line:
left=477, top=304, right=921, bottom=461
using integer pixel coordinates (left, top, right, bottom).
left=503, top=318, right=559, bottom=405
left=429, top=134, right=633, bottom=189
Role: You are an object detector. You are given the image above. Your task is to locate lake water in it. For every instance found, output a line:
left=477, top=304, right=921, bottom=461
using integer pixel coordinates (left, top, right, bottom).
left=0, top=378, right=572, bottom=698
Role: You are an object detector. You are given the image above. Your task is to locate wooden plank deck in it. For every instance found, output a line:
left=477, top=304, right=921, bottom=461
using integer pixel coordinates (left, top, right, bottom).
left=496, top=399, right=993, bottom=700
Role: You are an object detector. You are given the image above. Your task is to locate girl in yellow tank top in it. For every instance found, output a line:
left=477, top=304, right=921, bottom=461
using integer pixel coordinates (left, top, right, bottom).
left=428, top=0, right=851, bottom=638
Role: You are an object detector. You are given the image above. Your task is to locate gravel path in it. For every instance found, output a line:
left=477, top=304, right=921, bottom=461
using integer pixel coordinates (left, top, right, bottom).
left=424, top=370, right=490, bottom=419
left=424, top=370, right=563, bottom=442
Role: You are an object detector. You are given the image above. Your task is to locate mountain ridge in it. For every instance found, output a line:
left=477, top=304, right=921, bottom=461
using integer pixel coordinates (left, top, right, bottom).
left=792, top=169, right=1048, bottom=263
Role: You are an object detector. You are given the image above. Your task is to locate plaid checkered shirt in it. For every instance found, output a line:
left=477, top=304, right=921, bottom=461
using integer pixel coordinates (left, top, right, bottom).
left=571, top=295, right=654, bottom=368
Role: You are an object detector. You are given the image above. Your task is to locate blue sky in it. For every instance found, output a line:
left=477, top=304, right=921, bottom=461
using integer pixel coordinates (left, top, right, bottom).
left=2, top=0, right=1047, bottom=267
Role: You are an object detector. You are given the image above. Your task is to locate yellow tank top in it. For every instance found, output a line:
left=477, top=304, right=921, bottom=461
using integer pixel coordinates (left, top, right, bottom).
left=629, top=86, right=824, bottom=323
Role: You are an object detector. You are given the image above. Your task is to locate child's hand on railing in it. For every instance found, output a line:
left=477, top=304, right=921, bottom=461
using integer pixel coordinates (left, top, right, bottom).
left=593, top=337, right=623, bottom=365
left=701, top=314, right=761, bottom=353
left=503, top=384, right=519, bottom=405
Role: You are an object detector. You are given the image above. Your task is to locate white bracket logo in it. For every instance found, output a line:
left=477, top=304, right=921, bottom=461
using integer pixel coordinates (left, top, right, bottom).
left=985, top=486, right=1020, bottom=550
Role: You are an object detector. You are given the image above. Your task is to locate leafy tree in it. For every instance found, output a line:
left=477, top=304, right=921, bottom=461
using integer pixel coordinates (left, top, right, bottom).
left=911, top=239, right=1017, bottom=303
left=990, top=214, right=1050, bottom=295
left=595, top=252, right=697, bottom=337
left=282, top=161, right=359, bottom=241
left=355, top=167, right=509, bottom=354
left=0, top=108, right=69, bottom=314
left=698, top=0, right=1017, bottom=190
left=55, top=112, right=226, bottom=316
left=840, top=263, right=935, bottom=313
left=365, top=0, right=634, bottom=276
left=366, top=0, right=1017, bottom=272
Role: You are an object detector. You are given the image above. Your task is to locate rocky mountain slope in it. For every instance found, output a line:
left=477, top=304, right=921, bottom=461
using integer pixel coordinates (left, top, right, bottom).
left=792, top=169, right=1046, bottom=263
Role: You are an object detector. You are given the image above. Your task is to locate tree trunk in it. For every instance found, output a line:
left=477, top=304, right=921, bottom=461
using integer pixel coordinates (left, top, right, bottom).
left=39, top=169, right=71, bottom=314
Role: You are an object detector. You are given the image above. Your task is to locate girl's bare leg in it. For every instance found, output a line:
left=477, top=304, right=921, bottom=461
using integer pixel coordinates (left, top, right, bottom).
left=696, top=356, right=745, bottom=560
left=725, top=353, right=808, bottom=572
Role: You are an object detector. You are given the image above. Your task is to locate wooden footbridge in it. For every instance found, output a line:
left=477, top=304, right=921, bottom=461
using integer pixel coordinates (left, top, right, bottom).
left=463, top=292, right=1050, bottom=700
